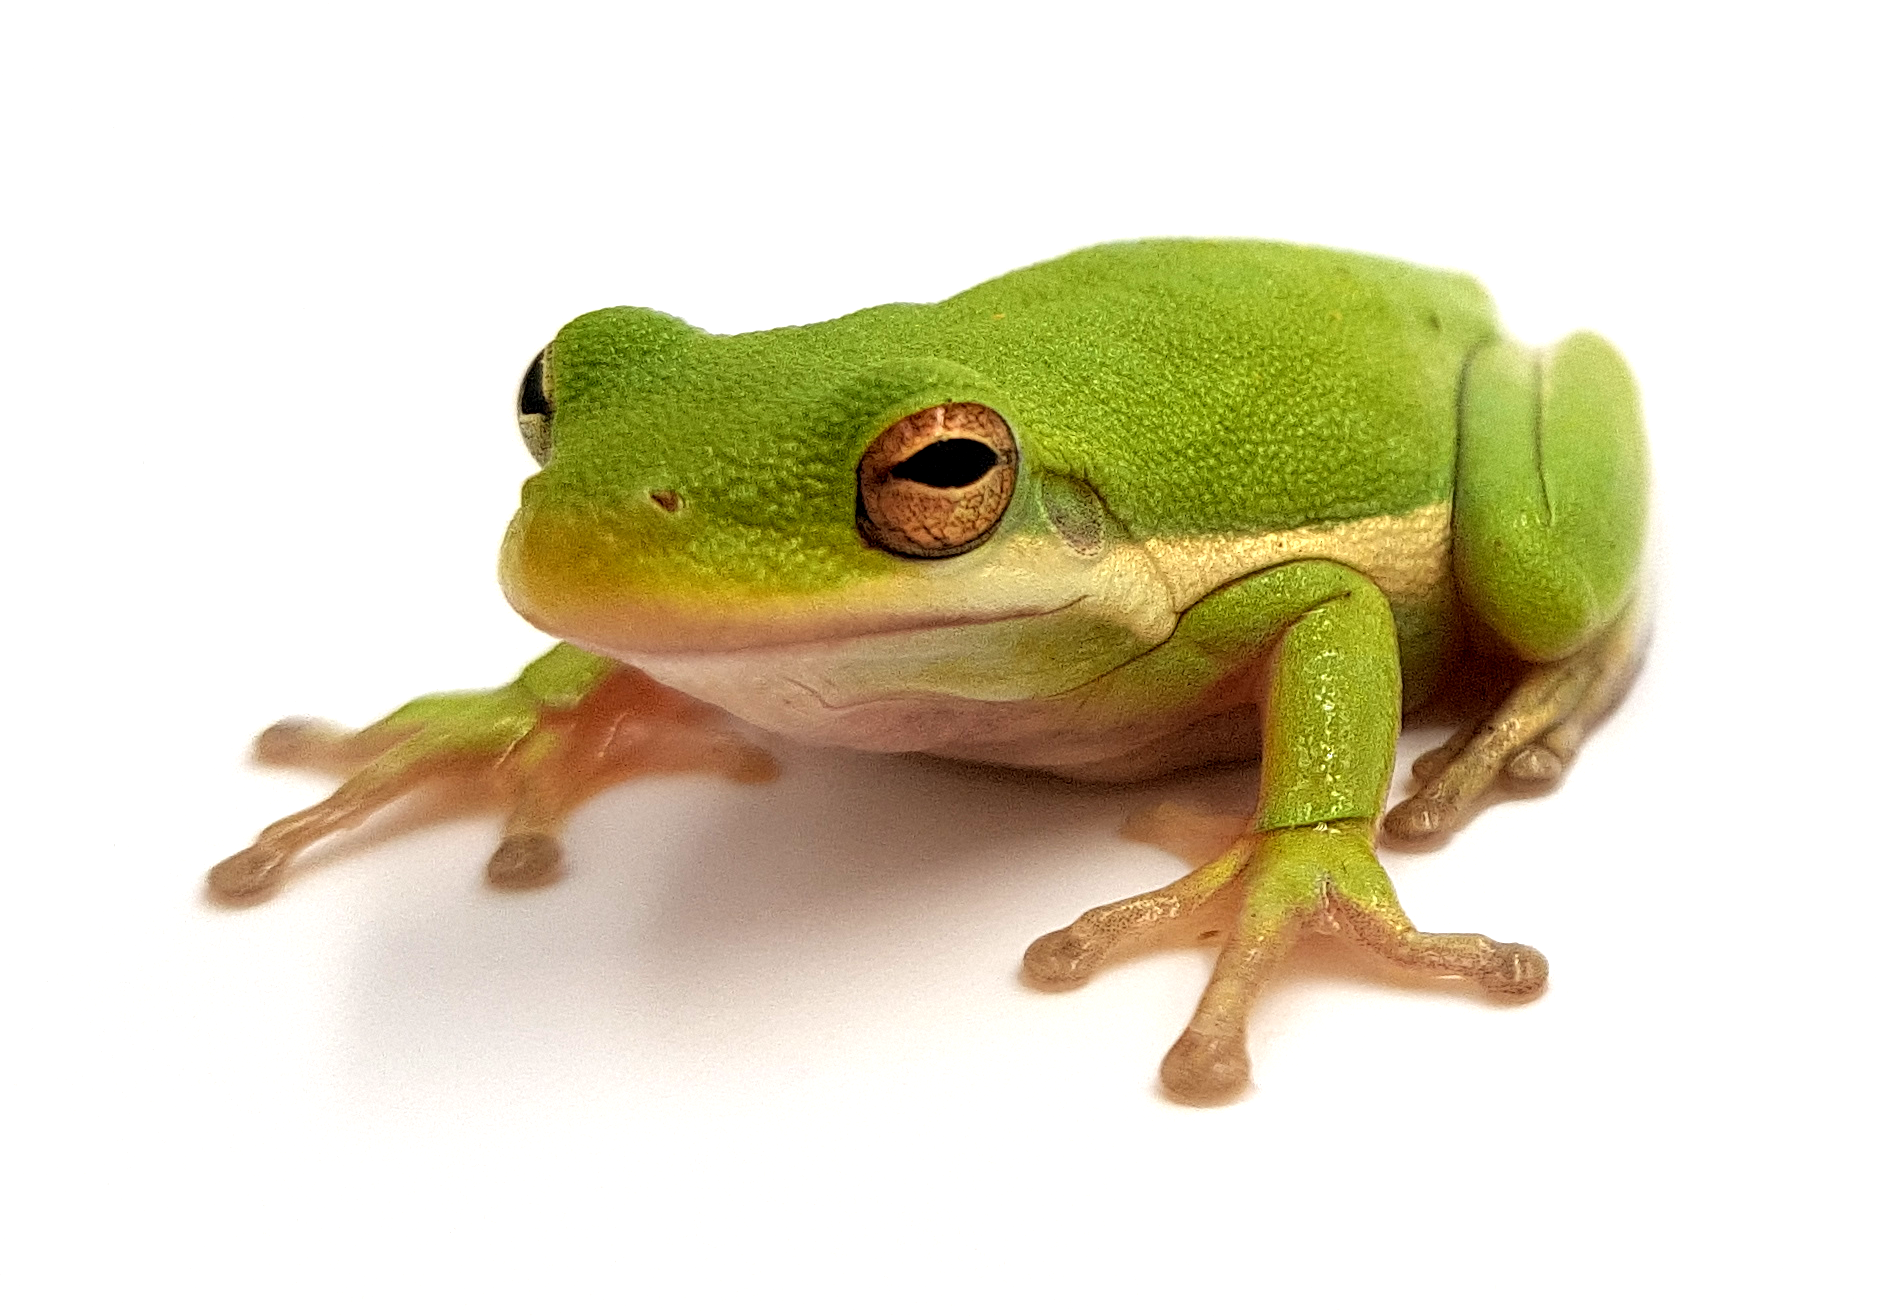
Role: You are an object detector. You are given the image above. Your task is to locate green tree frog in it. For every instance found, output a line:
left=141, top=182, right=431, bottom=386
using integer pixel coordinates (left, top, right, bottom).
left=212, top=240, right=1648, bottom=1103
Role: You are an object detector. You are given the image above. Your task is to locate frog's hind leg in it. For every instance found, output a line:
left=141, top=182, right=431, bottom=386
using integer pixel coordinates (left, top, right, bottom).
left=1503, top=598, right=1647, bottom=782
left=1387, top=332, right=1649, bottom=841
left=1386, top=600, right=1644, bottom=838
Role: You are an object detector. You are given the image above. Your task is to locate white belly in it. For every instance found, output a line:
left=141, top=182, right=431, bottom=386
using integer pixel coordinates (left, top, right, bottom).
left=629, top=629, right=1263, bottom=781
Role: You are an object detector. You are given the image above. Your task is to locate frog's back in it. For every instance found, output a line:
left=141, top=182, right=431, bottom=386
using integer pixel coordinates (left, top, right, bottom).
left=924, top=239, right=1500, bottom=711
left=917, top=238, right=1500, bottom=537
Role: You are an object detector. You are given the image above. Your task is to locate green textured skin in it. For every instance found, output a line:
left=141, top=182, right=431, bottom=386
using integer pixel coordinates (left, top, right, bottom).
left=211, top=240, right=1645, bottom=1060
left=491, top=238, right=1648, bottom=810
left=508, top=239, right=1500, bottom=606
left=516, top=643, right=616, bottom=707
left=1454, top=334, right=1649, bottom=661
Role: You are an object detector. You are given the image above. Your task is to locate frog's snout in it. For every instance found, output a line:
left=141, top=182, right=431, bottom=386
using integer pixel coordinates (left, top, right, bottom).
left=496, top=486, right=726, bottom=654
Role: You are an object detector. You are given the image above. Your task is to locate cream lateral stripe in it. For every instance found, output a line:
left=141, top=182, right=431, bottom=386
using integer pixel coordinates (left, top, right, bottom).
left=1144, top=502, right=1452, bottom=610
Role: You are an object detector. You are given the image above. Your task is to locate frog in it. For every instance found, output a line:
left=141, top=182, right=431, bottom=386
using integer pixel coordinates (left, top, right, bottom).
left=210, top=239, right=1648, bottom=1104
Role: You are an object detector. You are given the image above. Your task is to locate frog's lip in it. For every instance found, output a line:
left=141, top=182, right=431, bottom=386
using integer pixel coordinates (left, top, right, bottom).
left=499, top=499, right=1111, bottom=658
left=514, top=591, right=1092, bottom=660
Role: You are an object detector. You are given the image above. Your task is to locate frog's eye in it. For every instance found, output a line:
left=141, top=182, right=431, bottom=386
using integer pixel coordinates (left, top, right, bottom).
left=856, top=403, right=1017, bottom=558
left=516, top=345, right=554, bottom=465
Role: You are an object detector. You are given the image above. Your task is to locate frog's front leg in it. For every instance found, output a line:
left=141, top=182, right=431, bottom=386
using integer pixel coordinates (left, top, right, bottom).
left=208, top=645, right=775, bottom=901
left=1023, top=560, right=1545, bottom=1104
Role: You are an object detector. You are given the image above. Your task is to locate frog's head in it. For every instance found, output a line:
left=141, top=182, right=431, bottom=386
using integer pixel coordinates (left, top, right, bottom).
left=499, top=306, right=1162, bottom=705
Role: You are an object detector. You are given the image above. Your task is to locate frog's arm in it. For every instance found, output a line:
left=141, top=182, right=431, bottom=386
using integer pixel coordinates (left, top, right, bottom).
left=1387, top=333, right=1650, bottom=838
left=207, top=644, right=775, bottom=900
left=1024, top=560, right=1545, bottom=1104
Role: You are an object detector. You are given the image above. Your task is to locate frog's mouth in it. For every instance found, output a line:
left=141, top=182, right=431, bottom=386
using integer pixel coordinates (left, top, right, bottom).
left=498, top=501, right=1135, bottom=662
left=506, top=571, right=1094, bottom=661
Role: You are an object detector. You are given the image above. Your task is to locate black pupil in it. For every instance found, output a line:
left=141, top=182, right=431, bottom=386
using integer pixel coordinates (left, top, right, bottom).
left=890, top=439, right=997, bottom=488
left=518, top=351, right=550, bottom=417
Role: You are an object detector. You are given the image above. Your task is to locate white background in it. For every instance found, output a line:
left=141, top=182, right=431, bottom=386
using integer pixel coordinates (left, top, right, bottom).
left=5, top=2, right=1875, bottom=1311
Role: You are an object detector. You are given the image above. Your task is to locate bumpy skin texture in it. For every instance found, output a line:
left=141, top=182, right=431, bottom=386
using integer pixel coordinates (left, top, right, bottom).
left=216, top=239, right=1649, bottom=1104
left=1454, top=334, right=1648, bottom=660
left=503, top=240, right=1497, bottom=635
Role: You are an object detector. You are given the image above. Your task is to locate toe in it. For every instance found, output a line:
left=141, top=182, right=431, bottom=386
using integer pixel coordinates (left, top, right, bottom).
left=1483, top=942, right=1549, bottom=998
left=1022, top=928, right=1100, bottom=989
left=1160, top=1029, right=1250, bottom=1104
left=253, top=718, right=347, bottom=766
left=1383, top=796, right=1456, bottom=840
left=486, top=833, right=563, bottom=889
left=1410, top=743, right=1459, bottom=782
left=207, top=846, right=288, bottom=901
left=1503, top=744, right=1565, bottom=784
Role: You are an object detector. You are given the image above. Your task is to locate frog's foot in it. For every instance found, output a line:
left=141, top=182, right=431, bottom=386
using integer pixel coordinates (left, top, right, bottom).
left=208, top=664, right=775, bottom=903
left=1023, top=833, right=1256, bottom=988
left=1384, top=601, right=1645, bottom=841
left=1026, top=821, right=1545, bottom=1104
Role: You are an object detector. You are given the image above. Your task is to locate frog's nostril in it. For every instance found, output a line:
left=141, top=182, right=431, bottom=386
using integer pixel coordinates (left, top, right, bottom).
left=649, top=489, right=682, bottom=513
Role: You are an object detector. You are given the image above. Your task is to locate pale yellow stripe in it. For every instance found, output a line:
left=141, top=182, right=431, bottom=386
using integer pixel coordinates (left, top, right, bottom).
left=1143, top=501, right=1452, bottom=611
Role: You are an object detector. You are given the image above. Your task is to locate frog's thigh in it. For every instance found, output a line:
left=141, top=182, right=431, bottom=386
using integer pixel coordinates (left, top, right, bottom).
left=1452, top=333, right=1648, bottom=663
left=1387, top=336, right=1650, bottom=839
left=1026, top=561, right=1400, bottom=986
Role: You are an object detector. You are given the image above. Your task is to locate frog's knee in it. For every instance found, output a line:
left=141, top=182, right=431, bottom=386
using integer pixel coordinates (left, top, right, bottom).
left=1453, top=333, right=1649, bottom=661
